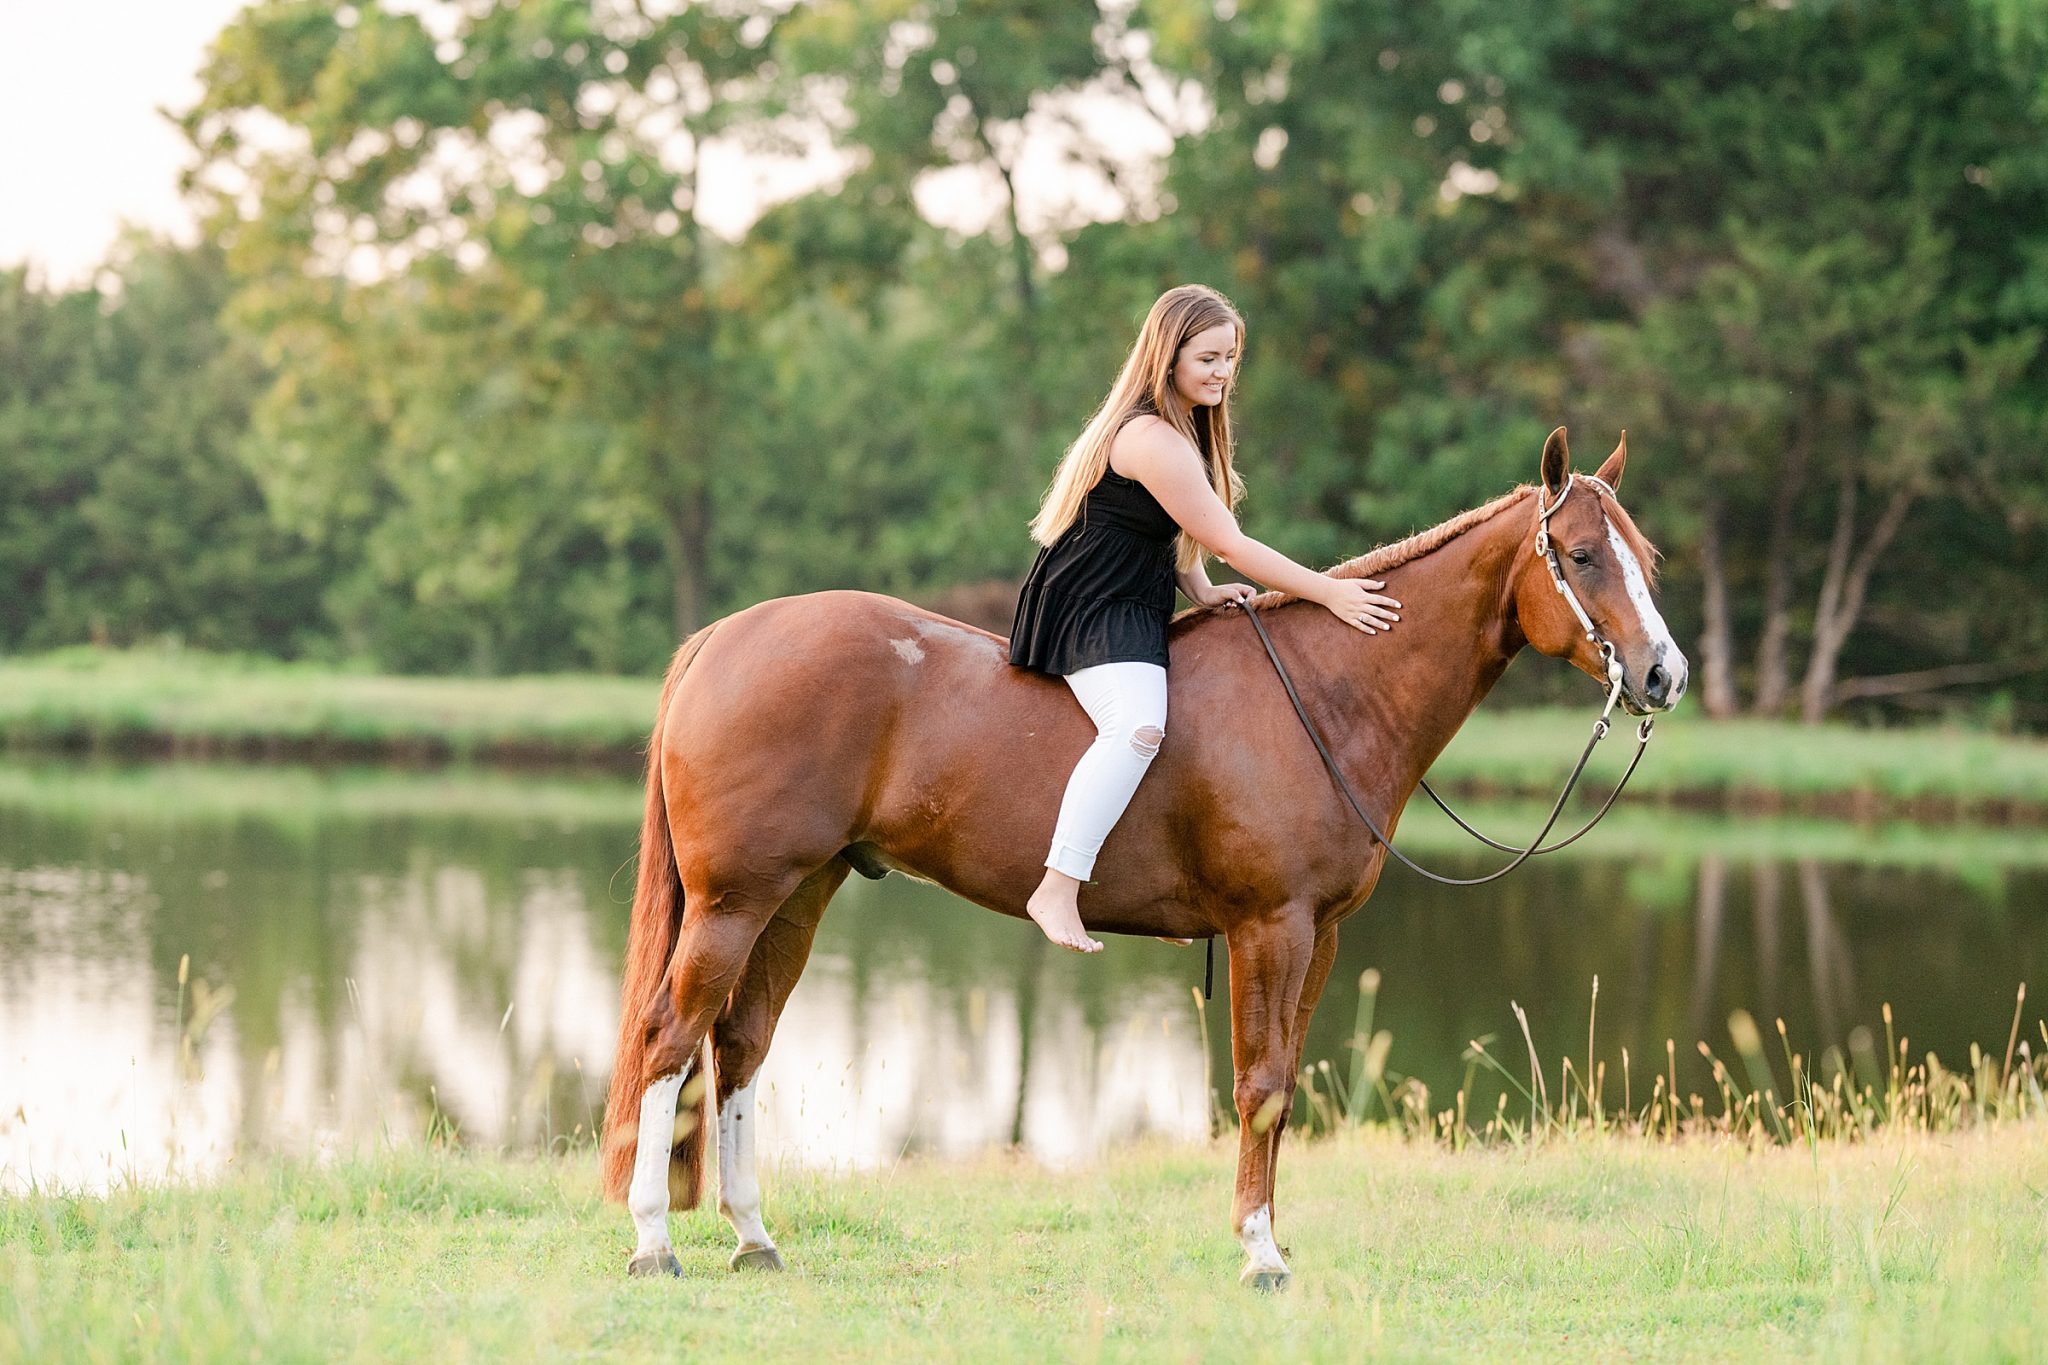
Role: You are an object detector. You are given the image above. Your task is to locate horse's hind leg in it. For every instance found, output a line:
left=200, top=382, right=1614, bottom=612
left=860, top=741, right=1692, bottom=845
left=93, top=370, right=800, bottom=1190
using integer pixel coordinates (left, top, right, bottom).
left=626, top=861, right=811, bottom=1276
left=713, top=858, right=849, bottom=1271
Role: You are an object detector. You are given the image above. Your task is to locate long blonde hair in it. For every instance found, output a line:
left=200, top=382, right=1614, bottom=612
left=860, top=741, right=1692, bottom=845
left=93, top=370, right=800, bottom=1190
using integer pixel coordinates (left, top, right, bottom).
left=1029, top=284, right=1246, bottom=572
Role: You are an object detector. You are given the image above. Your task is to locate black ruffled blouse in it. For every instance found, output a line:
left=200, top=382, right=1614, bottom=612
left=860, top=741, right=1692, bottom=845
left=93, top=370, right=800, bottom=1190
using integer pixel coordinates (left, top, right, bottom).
left=1008, top=465, right=1179, bottom=675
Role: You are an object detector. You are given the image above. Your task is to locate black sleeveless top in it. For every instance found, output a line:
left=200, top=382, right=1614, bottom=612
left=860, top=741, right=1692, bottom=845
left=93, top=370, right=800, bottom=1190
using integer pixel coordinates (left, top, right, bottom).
left=1008, top=462, right=1180, bottom=675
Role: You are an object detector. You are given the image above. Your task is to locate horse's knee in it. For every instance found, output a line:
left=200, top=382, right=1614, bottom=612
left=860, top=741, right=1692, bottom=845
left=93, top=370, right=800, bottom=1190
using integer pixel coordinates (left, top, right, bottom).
left=1234, top=1069, right=1292, bottom=1135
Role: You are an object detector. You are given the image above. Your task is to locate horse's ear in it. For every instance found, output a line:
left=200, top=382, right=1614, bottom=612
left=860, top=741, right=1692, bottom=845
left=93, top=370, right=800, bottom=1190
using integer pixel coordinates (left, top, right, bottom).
left=1594, top=431, right=1627, bottom=493
left=1540, top=427, right=1570, bottom=496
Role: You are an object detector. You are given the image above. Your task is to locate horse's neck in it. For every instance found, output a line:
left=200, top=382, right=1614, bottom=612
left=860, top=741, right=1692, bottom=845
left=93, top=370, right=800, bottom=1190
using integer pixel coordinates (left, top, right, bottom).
left=1274, top=504, right=1526, bottom=805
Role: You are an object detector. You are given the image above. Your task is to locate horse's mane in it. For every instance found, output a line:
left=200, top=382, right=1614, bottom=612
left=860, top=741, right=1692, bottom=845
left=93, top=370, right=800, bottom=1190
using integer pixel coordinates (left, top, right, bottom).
left=1323, top=484, right=1540, bottom=585
left=1173, top=477, right=1659, bottom=623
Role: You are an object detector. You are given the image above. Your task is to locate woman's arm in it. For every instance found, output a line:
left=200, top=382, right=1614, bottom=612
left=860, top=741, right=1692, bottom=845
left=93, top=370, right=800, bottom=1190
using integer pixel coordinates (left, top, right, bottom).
left=1117, top=419, right=1402, bottom=633
left=1175, top=558, right=1254, bottom=609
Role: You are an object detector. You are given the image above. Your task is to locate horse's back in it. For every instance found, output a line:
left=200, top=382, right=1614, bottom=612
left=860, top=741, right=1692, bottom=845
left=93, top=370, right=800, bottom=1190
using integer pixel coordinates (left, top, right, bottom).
left=656, top=592, right=1073, bottom=863
left=676, top=589, right=1019, bottom=705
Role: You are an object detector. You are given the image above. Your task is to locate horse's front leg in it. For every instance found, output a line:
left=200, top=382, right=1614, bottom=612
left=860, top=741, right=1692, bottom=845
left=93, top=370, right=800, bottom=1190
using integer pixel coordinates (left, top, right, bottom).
left=1265, top=923, right=1339, bottom=1242
left=1224, top=908, right=1316, bottom=1291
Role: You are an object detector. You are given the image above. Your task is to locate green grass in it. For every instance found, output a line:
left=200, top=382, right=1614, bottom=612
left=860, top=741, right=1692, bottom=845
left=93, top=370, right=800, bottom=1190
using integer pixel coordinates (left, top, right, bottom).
left=6, top=1132, right=2046, bottom=1362
left=0, top=647, right=652, bottom=763
left=1432, top=707, right=2048, bottom=812
left=4, top=646, right=2048, bottom=813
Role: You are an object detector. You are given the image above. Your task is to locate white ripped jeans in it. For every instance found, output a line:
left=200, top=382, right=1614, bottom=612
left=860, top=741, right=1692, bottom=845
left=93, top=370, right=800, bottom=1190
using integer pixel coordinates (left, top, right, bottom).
left=1045, top=661, right=1169, bottom=881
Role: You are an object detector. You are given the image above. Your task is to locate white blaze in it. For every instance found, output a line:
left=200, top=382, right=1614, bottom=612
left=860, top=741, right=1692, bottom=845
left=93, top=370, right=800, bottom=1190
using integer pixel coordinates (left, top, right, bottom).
left=1604, top=517, right=1687, bottom=701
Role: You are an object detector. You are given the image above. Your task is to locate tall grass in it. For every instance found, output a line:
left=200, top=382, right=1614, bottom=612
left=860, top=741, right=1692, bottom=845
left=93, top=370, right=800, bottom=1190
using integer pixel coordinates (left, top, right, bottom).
left=10, top=972, right=2048, bottom=1358
left=1293, top=972, right=2045, bottom=1149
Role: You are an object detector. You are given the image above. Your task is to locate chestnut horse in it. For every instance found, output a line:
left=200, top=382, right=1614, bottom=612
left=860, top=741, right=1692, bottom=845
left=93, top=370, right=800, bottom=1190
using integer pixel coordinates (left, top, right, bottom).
left=601, top=428, right=1687, bottom=1288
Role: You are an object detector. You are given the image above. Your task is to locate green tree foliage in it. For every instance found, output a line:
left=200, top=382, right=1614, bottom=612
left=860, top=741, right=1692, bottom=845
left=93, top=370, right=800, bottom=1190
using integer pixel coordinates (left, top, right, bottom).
left=3, top=0, right=2043, bottom=721
left=184, top=0, right=801, bottom=649
left=0, top=244, right=326, bottom=656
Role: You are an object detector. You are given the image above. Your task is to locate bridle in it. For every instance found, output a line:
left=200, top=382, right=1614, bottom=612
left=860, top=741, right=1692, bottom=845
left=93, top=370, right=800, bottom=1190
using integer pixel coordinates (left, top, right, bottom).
left=1535, top=471, right=1627, bottom=711
left=1234, top=473, right=1657, bottom=888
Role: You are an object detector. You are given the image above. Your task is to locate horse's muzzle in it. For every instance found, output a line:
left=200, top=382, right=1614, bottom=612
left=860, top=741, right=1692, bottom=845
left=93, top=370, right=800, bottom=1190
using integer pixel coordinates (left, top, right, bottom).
left=1624, top=648, right=1688, bottom=715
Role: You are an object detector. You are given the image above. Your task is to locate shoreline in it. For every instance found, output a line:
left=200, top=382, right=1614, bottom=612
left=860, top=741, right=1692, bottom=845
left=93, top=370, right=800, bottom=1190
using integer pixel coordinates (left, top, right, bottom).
left=5, top=648, right=2047, bottom=824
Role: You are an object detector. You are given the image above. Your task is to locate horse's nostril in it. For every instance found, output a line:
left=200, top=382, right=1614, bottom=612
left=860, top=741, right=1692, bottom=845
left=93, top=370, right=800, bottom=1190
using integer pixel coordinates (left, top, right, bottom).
left=1645, top=663, right=1669, bottom=703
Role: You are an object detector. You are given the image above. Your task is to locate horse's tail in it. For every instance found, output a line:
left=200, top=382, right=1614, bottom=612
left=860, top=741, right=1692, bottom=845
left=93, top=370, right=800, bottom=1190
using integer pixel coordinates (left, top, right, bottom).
left=601, top=625, right=718, bottom=1207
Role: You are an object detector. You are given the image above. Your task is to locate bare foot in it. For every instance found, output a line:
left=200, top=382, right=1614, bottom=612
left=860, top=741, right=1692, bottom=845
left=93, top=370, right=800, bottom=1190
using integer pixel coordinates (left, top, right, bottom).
left=1025, top=873, right=1102, bottom=954
left=1156, top=937, right=1193, bottom=946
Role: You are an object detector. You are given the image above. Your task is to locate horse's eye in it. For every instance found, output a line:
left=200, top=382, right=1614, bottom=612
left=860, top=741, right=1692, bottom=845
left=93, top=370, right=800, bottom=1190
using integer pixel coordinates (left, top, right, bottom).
left=1570, top=549, right=1593, bottom=566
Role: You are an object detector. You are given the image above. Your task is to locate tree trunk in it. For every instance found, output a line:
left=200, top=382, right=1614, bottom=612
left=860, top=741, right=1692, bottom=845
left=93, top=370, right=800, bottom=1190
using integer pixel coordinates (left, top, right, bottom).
left=968, top=105, right=1036, bottom=321
left=666, top=481, right=711, bottom=640
left=1752, top=422, right=1811, bottom=715
left=1697, top=494, right=1739, bottom=718
left=1798, top=474, right=1915, bottom=724
left=999, top=159, right=1037, bottom=320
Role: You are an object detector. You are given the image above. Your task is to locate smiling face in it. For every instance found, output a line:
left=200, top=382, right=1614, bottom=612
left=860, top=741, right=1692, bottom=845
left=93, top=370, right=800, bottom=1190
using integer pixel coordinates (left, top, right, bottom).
left=1170, top=321, right=1239, bottom=408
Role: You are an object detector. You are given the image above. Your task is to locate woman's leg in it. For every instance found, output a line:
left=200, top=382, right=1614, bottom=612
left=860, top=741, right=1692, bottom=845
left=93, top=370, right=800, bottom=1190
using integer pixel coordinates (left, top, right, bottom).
left=1026, top=660, right=1169, bottom=952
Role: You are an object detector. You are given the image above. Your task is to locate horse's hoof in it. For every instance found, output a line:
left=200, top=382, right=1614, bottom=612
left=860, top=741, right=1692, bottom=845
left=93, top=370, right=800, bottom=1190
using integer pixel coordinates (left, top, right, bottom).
left=1241, top=1265, right=1291, bottom=1293
left=730, top=1245, right=785, bottom=1272
left=627, top=1249, right=682, bottom=1278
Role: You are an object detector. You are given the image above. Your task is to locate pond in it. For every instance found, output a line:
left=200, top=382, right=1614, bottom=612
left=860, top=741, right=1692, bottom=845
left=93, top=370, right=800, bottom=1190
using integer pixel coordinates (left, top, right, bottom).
left=3, top=759, right=2042, bottom=1191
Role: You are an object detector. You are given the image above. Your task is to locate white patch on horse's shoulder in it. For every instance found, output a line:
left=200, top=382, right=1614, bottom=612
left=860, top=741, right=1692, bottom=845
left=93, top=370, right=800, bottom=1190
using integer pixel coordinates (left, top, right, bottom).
left=890, top=638, right=925, bottom=665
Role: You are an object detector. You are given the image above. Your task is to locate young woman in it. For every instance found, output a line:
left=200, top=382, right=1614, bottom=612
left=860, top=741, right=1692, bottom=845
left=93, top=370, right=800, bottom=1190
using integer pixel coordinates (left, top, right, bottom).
left=1007, top=284, right=1404, bottom=953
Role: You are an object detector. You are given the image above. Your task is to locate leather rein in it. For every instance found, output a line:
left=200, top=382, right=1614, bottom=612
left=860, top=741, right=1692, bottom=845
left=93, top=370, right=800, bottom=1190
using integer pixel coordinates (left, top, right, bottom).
left=1232, top=473, right=1656, bottom=887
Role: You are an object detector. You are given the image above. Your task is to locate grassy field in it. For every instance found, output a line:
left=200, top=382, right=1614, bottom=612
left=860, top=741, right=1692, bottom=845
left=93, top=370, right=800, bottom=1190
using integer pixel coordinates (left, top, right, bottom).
left=0, top=648, right=652, bottom=764
left=5, top=1131, right=2045, bottom=1363
left=2, top=646, right=2045, bottom=815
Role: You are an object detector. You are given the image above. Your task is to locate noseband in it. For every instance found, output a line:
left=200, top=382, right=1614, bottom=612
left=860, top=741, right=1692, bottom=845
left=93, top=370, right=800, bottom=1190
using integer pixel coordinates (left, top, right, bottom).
left=1234, top=477, right=1657, bottom=888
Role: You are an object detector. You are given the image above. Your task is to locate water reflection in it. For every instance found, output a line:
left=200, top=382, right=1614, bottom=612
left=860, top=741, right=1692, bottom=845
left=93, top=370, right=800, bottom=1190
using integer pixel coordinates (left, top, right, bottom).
left=0, top=766, right=1213, bottom=1190
left=1, top=761, right=2044, bottom=1190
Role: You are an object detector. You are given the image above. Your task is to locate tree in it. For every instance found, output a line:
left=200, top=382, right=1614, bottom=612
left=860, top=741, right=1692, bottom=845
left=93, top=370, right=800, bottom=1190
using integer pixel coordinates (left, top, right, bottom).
left=184, top=0, right=800, bottom=639
left=1563, top=0, right=2048, bottom=720
left=0, top=243, right=325, bottom=657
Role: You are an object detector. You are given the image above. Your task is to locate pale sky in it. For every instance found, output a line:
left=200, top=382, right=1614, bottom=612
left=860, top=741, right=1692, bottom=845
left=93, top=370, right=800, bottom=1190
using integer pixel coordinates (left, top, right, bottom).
left=0, top=1, right=1167, bottom=289
left=0, top=0, right=253, bottom=286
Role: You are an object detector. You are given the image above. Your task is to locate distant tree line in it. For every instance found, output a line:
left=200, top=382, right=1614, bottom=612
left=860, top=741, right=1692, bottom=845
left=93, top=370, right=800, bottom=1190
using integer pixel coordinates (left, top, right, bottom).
left=3, top=0, right=2044, bottom=723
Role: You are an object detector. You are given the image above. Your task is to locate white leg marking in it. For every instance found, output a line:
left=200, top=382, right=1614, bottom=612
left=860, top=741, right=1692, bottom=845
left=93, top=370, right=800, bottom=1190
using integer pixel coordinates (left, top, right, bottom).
left=1238, top=1203, right=1288, bottom=1274
left=1605, top=518, right=1689, bottom=699
left=628, top=1071, right=684, bottom=1259
left=718, top=1075, right=773, bottom=1254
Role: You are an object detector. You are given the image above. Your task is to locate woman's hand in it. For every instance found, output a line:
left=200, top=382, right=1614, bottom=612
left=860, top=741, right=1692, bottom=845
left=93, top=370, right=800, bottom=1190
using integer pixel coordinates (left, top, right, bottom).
left=1192, top=580, right=1256, bottom=609
left=1316, top=576, right=1403, bottom=635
